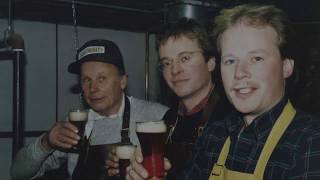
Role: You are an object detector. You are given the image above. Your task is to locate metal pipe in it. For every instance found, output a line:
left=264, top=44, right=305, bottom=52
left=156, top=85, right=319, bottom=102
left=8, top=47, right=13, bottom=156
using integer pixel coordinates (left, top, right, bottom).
left=145, top=32, right=150, bottom=100
left=7, top=33, right=25, bottom=158
left=8, top=0, right=12, bottom=32
left=55, top=0, right=157, bottom=13
left=12, top=48, right=25, bottom=158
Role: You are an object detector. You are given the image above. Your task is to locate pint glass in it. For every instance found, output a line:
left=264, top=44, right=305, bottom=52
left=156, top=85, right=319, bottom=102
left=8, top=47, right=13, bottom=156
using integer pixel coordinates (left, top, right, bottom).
left=116, top=144, right=135, bottom=180
left=136, top=121, right=167, bottom=179
left=68, top=109, right=88, bottom=152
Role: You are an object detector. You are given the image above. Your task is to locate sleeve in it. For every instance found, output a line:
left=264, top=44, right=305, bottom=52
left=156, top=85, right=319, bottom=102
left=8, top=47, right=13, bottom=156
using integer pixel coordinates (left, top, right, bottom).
left=10, top=134, right=67, bottom=180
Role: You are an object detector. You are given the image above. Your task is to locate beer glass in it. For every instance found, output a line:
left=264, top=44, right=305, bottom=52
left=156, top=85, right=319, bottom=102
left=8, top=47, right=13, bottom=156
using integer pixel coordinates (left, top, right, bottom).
left=136, top=121, right=167, bottom=179
left=68, top=109, right=88, bottom=152
left=116, top=144, right=135, bottom=180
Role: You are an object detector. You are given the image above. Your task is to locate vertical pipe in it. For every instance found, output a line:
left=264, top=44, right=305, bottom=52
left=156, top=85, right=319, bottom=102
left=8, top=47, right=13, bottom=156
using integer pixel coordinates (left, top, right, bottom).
left=144, top=32, right=150, bottom=100
left=55, top=24, right=59, bottom=122
left=7, top=0, right=12, bottom=33
left=12, top=48, right=25, bottom=158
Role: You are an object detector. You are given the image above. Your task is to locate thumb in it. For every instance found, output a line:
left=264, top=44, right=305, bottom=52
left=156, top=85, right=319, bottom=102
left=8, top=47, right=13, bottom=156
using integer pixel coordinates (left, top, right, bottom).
left=135, top=147, right=143, bottom=163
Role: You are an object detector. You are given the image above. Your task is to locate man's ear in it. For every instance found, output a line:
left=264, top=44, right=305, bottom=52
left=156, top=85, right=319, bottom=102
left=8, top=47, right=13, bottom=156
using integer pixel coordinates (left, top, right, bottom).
left=283, top=58, right=294, bottom=78
left=120, top=74, right=128, bottom=90
left=207, top=57, right=216, bottom=72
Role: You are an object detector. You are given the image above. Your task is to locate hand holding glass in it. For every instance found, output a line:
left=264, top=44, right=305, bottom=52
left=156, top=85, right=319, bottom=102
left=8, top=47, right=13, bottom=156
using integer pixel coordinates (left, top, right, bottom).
left=116, top=144, right=135, bottom=180
left=68, top=109, right=88, bottom=152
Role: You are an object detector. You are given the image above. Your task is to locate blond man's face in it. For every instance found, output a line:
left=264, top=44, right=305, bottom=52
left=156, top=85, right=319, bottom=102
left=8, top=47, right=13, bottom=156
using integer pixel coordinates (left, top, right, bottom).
left=220, top=23, right=294, bottom=123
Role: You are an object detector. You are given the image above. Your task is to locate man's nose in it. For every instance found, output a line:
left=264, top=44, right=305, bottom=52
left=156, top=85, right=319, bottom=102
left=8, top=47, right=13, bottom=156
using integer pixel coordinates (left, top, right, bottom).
left=234, top=61, right=250, bottom=80
left=171, top=60, right=183, bottom=75
left=89, top=80, right=99, bottom=92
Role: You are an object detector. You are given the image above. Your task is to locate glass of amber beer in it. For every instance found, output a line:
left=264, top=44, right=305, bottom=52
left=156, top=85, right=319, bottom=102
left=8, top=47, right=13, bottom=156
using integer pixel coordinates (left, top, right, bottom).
left=116, top=144, right=135, bottom=180
left=136, top=121, right=167, bottom=179
left=68, top=109, right=88, bottom=152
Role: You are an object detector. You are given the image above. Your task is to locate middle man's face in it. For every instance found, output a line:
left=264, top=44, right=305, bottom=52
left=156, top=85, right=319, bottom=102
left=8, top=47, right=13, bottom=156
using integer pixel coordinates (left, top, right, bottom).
left=159, top=36, right=215, bottom=102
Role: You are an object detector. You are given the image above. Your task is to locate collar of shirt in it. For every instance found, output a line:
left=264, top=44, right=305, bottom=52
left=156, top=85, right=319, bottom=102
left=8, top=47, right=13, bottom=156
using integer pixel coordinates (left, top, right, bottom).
left=226, top=96, right=289, bottom=141
left=177, top=84, right=214, bottom=116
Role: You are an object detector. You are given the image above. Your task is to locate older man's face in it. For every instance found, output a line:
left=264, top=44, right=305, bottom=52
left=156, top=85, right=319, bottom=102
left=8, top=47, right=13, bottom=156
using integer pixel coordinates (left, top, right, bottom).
left=220, top=23, right=294, bottom=123
left=80, top=61, right=127, bottom=116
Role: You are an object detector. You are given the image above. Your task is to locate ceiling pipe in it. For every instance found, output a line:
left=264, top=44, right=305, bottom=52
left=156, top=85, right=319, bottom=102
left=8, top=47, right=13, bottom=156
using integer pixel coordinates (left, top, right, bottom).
left=163, top=0, right=221, bottom=27
left=55, top=0, right=157, bottom=13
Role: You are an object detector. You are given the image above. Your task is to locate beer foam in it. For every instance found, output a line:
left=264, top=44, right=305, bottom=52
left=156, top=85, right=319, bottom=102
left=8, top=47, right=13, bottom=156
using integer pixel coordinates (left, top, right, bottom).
left=116, top=145, right=135, bottom=159
left=136, top=121, right=166, bottom=133
left=69, top=111, right=88, bottom=121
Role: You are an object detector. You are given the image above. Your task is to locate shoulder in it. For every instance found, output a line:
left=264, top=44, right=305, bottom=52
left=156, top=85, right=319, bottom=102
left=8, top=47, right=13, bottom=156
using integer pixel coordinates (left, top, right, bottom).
left=129, top=96, right=169, bottom=120
left=286, top=110, right=320, bottom=149
left=290, top=110, right=320, bottom=134
left=129, top=96, right=168, bottom=111
left=162, top=107, right=177, bottom=125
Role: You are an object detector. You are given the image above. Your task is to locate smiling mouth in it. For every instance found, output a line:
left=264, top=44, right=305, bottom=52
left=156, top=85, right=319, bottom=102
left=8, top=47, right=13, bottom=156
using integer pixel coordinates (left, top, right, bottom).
left=233, top=87, right=257, bottom=98
left=237, top=87, right=252, bottom=94
left=172, top=79, right=188, bottom=85
left=90, top=97, right=105, bottom=103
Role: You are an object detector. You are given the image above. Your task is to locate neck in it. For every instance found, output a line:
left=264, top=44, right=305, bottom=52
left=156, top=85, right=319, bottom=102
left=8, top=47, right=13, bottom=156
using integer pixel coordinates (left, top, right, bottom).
left=182, top=82, right=213, bottom=112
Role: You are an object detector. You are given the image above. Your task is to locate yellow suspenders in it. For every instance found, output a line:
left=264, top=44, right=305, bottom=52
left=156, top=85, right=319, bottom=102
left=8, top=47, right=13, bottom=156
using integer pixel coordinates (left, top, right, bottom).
left=209, top=101, right=296, bottom=180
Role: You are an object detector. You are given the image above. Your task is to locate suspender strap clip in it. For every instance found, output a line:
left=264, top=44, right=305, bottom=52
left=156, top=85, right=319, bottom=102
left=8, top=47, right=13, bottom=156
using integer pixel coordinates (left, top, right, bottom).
left=211, top=163, right=224, bottom=176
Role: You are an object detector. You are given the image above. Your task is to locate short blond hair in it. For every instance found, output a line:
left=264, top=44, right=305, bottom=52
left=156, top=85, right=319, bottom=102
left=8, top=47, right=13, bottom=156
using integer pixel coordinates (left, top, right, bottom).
left=212, top=4, right=295, bottom=60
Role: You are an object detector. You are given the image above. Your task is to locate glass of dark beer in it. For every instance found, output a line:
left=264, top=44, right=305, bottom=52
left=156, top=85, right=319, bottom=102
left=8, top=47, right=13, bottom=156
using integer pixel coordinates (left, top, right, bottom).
left=116, top=144, right=135, bottom=180
left=136, top=121, right=167, bottom=179
left=68, top=109, right=88, bottom=152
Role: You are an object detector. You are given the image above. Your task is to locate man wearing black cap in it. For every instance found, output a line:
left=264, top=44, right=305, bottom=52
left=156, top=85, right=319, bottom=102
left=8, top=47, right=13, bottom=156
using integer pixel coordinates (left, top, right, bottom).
left=10, top=39, right=169, bottom=180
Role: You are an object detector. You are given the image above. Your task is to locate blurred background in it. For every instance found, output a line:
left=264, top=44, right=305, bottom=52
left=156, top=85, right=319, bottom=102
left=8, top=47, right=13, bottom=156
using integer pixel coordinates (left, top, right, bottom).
left=0, top=0, right=319, bottom=179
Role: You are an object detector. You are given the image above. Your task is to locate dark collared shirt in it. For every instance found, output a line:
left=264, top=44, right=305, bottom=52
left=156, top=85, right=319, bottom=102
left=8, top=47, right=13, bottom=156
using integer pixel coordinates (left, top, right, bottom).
left=179, top=97, right=320, bottom=180
left=177, top=85, right=214, bottom=116
left=164, top=87, right=231, bottom=180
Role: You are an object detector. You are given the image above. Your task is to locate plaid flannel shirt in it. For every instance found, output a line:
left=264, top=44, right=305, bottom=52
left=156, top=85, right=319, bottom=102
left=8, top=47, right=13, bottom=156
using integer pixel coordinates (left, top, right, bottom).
left=179, top=97, right=320, bottom=180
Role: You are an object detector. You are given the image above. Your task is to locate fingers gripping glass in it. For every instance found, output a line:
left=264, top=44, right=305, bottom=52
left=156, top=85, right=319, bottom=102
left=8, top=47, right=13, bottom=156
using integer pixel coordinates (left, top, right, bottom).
left=158, top=50, right=203, bottom=72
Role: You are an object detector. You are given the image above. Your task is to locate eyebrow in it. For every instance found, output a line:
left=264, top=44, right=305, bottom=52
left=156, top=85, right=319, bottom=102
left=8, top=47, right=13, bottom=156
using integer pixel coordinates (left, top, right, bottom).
left=221, top=54, right=235, bottom=59
left=159, top=50, right=201, bottom=62
left=159, top=57, right=170, bottom=62
left=248, top=49, right=269, bottom=55
left=178, top=50, right=201, bottom=55
left=221, top=49, right=269, bottom=59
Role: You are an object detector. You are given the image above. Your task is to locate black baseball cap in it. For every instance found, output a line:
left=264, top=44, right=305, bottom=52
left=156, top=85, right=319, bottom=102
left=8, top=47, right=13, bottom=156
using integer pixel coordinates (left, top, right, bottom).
left=68, top=39, right=125, bottom=75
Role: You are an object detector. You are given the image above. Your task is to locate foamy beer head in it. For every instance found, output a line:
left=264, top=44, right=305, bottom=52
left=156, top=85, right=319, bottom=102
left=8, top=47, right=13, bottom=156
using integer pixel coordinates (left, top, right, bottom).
left=116, top=144, right=135, bottom=180
left=136, top=121, right=166, bottom=133
left=69, top=110, right=88, bottom=122
left=116, top=145, right=135, bottom=159
left=68, top=109, right=88, bottom=152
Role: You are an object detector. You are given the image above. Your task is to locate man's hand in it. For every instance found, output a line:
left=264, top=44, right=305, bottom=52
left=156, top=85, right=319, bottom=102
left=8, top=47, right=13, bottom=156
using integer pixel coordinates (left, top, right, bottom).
left=106, top=145, right=120, bottom=176
left=41, top=121, right=80, bottom=151
left=126, top=147, right=171, bottom=180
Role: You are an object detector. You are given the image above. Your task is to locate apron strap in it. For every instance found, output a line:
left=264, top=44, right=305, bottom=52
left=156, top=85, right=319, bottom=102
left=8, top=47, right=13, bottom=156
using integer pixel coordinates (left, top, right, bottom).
left=209, top=101, right=296, bottom=180
left=210, top=137, right=231, bottom=176
left=120, top=96, right=131, bottom=144
left=253, top=101, right=296, bottom=177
